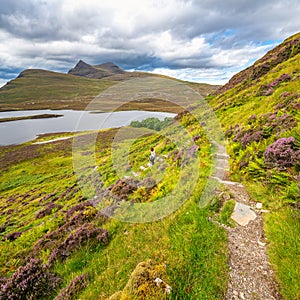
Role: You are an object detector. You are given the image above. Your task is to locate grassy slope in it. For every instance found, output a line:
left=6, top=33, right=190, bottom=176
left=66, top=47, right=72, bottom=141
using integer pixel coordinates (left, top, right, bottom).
left=0, top=109, right=228, bottom=299
left=208, top=34, right=300, bottom=299
left=0, top=69, right=117, bottom=111
left=0, top=69, right=218, bottom=113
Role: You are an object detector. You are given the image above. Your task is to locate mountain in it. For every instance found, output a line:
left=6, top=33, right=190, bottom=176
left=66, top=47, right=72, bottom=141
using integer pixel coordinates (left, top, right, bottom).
left=0, top=62, right=219, bottom=112
left=68, top=60, right=125, bottom=79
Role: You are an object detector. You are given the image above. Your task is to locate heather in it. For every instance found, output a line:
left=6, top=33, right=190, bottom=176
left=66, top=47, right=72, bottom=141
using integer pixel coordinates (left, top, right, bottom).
left=209, top=36, right=300, bottom=298
left=54, top=274, right=89, bottom=300
left=0, top=258, right=60, bottom=300
left=264, top=137, right=300, bottom=170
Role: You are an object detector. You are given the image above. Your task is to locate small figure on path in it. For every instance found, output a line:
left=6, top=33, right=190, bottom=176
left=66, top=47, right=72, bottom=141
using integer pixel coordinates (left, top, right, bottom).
left=149, top=147, right=156, bottom=165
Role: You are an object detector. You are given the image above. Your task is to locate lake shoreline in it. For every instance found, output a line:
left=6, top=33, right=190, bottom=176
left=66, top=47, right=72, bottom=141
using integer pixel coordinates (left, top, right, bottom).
left=0, top=113, right=63, bottom=123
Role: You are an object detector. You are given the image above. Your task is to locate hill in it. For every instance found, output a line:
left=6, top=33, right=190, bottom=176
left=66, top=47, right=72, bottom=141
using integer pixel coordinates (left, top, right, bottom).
left=214, top=32, right=300, bottom=95
left=208, top=31, right=300, bottom=299
left=0, top=69, right=116, bottom=111
left=0, top=62, right=219, bottom=112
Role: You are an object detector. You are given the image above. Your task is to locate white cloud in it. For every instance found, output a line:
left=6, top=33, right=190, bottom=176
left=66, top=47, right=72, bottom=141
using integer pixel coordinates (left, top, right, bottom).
left=0, top=0, right=300, bottom=86
left=147, top=67, right=236, bottom=85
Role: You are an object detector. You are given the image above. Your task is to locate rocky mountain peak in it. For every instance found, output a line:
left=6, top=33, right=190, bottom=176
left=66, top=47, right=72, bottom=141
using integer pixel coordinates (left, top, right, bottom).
left=68, top=60, right=125, bottom=79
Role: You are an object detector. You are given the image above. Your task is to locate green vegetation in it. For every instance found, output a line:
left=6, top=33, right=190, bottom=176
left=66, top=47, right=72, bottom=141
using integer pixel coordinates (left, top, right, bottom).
left=130, top=117, right=173, bottom=131
left=1, top=33, right=300, bottom=299
left=218, top=200, right=235, bottom=227
left=209, top=32, right=300, bottom=299
left=0, top=110, right=228, bottom=299
left=265, top=207, right=300, bottom=300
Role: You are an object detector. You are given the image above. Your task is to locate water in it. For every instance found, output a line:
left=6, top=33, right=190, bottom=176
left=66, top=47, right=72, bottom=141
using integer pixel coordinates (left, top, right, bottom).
left=0, top=110, right=175, bottom=146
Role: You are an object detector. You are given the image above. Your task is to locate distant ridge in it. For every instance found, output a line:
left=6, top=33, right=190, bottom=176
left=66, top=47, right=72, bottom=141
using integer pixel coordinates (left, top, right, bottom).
left=68, top=60, right=125, bottom=79
left=0, top=61, right=219, bottom=111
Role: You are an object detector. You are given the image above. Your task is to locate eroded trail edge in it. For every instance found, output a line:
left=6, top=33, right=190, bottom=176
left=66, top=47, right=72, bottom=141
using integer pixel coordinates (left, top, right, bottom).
left=212, top=142, right=282, bottom=300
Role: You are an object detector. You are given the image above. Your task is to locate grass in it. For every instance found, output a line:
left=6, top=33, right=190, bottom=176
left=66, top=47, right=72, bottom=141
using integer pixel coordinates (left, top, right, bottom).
left=264, top=208, right=300, bottom=300
left=208, top=37, right=300, bottom=299
left=0, top=110, right=229, bottom=299
left=56, top=202, right=228, bottom=299
left=218, top=200, right=235, bottom=227
left=0, top=69, right=218, bottom=113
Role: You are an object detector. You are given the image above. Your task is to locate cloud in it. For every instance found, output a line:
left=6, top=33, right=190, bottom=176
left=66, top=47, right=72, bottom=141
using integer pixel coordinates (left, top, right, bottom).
left=0, top=0, right=299, bottom=87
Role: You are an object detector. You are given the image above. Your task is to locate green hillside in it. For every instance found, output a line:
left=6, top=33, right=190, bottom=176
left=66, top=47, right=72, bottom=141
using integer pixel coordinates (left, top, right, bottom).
left=209, top=32, right=300, bottom=299
left=0, top=65, right=218, bottom=113
left=0, top=69, right=116, bottom=111
left=0, top=117, right=228, bottom=299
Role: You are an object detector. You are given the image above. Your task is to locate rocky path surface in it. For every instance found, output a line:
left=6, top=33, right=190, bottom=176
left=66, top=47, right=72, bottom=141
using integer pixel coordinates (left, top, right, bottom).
left=212, top=142, right=282, bottom=300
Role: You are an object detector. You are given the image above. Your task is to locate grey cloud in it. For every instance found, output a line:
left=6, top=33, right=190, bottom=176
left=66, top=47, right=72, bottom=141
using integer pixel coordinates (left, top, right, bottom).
left=0, top=0, right=299, bottom=86
left=0, top=0, right=110, bottom=41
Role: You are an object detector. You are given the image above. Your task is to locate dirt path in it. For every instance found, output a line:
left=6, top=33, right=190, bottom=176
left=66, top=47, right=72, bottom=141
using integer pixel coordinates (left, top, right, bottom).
left=33, top=136, right=72, bottom=144
left=212, top=142, right=282, bottom=300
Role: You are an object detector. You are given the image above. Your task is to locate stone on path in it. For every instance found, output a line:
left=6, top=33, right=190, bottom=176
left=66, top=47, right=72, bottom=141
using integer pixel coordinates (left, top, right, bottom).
left=256, top=202, right=263, bottom=209
left=231, top=202, right=257, bottom=226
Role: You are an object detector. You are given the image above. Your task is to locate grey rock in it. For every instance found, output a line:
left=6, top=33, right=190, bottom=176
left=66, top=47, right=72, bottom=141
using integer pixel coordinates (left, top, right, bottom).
left=231, top=202, right=257, bottom=226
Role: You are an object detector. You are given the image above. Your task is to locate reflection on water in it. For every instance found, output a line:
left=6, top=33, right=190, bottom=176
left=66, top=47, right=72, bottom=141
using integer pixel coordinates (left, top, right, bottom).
left=0, top=110, right=175, bottom=146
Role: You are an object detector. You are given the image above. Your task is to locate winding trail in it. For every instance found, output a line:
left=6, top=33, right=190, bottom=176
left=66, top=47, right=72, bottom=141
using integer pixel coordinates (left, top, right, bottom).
left=212, top=142, right=282, bottom=300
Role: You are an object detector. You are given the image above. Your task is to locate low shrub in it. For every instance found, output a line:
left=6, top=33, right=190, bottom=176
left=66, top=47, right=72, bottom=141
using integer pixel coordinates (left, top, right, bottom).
left=264, top=136, right=300, bottom=170
left=35, top=202, right=62, bottom=219
left=257, top=73, right=291, bottom=96
left=226, top=112, right=297, bottom=148
left=5, top=231, right=22, bottom=242
left=0, top=258, right=60, bottom=300
left=130, top=117, right=173, bottom=131
left=54, top=274, right=89, bottom=300
left=48, top=223, right=109, bottom=265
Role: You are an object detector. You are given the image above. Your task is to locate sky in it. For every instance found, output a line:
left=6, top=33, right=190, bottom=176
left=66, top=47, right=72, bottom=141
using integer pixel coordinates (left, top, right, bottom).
left=0, top=0, right=300, bottom=87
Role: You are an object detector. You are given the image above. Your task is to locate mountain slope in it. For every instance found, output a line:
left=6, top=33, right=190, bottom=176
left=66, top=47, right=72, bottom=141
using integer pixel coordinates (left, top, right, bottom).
left=0, top=69, right=116, bottom=111
left=0, top=62, right=218, bottom=112
left=208, top=32, right=300, bottom=300
left=0, top=114, right=228, bottom=299
left=214, top=32, right=300, bottom=95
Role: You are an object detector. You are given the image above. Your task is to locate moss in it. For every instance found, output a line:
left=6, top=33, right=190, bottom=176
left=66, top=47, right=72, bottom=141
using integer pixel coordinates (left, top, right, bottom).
left=218, top=200, right=236, bottom=227
left=117, top=260, right=169, bottom=300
